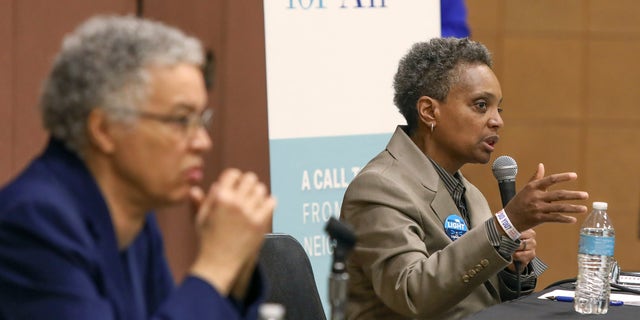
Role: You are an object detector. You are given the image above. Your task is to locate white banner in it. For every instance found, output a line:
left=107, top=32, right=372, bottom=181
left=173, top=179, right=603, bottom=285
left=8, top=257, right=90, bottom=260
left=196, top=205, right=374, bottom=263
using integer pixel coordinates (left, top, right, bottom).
left=264, top=0, right=440, bottom=314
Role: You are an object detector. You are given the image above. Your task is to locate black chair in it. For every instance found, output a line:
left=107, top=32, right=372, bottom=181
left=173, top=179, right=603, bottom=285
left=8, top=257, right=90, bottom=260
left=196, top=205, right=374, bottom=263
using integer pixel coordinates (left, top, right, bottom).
left=259, top=233, right=327, bottom=320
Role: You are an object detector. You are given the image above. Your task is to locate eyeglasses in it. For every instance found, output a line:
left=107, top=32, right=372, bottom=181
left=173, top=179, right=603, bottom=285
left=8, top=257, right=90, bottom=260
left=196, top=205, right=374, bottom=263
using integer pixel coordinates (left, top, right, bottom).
left=109, top=107, right=214, bottom=137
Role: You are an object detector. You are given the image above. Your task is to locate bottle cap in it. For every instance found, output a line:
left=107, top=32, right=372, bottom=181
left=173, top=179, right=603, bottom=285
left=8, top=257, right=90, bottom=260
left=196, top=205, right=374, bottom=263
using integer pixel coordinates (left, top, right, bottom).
left=593, top=202, right=608, bottom=210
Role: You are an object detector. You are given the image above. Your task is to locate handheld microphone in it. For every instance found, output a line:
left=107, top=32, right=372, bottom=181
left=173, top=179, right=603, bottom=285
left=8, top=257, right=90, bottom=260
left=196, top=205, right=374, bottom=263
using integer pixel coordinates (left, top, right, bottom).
left=324, top=217, right=356, bottom=271
left=325, top=217, right=356, bottom=320
left=492, top=155, right=518, bottom=207
left=492, top=155, right=523, bottom=296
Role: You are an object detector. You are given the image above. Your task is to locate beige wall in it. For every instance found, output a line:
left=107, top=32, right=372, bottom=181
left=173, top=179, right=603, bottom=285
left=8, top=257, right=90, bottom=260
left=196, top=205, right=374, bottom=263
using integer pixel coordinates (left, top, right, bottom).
left=464, top=0, right=640, bottom=290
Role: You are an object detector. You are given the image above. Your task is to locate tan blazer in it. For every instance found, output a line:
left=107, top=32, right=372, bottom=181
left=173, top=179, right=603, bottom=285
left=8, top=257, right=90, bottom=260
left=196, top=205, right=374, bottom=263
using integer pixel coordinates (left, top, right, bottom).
left=340, top=126, right=515, bottom=320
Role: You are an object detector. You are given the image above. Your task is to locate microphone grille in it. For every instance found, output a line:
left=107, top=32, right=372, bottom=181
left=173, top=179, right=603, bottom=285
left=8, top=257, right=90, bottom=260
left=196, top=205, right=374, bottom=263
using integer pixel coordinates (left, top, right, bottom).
left=492, top=155, right=518, bottom=181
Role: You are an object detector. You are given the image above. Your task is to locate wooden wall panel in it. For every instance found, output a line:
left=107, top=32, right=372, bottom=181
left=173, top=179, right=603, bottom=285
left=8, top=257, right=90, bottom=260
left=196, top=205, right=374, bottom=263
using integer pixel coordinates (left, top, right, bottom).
left=11, top=0, right=134, bottom=176
left=504, top=0, right=583, bottom=34
left=219, top=1, right=270, bottom=180
left=589, top=0, right=640, bottom=35
left=0, top=0, right=13, bottom=184
left=467, top=0, right=640, bottom=290
left=587, top=40, right=640, bottom=120
left=585, top=125, right=640, bottom=269
left=466, top=0, right=500, bottom=33
left=499, top=124, right=584, bottom=178
left=501, top=38, right=584, bottom=120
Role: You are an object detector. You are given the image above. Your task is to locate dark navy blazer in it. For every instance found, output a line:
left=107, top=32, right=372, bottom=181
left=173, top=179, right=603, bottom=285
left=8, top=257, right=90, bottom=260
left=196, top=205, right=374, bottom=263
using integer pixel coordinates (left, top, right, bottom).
left=0, top=139, right=263, bottom=319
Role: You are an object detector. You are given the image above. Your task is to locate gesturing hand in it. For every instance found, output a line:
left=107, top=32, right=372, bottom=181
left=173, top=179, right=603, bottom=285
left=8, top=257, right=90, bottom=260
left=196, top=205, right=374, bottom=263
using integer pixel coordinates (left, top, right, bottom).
left=504, top=163, right=588, bottom=232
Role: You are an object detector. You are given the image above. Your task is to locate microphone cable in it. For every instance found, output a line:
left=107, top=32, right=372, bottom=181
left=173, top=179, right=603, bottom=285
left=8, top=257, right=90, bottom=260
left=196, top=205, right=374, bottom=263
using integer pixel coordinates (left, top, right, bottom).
left=514, top=261, right=522, bottom=298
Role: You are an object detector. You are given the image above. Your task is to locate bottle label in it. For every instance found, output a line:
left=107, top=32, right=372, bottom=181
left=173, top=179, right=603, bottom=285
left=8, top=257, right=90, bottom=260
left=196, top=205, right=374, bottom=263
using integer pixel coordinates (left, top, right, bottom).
left=578, top=234, right=615, bottom=256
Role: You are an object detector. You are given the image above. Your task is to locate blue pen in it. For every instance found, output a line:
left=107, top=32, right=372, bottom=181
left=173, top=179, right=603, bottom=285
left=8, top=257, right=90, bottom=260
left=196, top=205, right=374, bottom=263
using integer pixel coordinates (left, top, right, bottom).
left=546, top=296, right=624, bottom=306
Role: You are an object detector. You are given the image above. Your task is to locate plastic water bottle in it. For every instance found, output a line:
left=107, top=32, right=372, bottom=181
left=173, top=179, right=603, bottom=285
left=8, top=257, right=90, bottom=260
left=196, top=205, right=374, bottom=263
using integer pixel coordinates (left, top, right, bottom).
left=574, top=201, right=615, bottom=314
left=258, top=303, right=286, bottom=320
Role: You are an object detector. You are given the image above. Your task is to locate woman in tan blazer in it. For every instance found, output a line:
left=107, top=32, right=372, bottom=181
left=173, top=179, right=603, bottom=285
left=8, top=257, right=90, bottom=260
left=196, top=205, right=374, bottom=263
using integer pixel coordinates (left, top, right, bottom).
left=340, top=38, right=589, bottom=320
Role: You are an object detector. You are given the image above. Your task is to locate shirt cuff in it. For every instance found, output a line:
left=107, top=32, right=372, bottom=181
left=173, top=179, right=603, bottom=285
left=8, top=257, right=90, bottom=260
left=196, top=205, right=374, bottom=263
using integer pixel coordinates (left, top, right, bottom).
left=484, top=217, right=548, bottom=277
left=530, top=256, right=548, bottom=277
left=484, top=217, right=519, bottom=260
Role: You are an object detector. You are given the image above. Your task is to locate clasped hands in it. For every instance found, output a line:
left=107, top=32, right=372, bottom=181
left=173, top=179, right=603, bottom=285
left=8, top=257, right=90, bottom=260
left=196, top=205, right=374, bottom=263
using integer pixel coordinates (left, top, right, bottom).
left=188, top=168, right=276, bottom=296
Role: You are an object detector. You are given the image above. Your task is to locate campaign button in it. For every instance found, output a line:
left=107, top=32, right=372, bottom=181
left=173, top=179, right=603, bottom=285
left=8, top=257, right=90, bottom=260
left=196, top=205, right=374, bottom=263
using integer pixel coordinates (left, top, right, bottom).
left=444, top=214, right=468, bottom=241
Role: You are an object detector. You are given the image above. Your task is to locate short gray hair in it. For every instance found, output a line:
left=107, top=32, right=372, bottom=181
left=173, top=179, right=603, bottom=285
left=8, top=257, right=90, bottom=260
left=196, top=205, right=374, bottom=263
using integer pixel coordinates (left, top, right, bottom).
left=393, top=37, right=492, bottom=134
left=40, top=15, right=204, bottom=153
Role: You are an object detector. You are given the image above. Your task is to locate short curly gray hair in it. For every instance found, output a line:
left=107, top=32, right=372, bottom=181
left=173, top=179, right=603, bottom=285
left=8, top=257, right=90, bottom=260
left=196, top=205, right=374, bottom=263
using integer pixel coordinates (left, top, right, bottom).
left=393, top=37, right=492, bottom=134
left=40, top=15, right=204, bottom=153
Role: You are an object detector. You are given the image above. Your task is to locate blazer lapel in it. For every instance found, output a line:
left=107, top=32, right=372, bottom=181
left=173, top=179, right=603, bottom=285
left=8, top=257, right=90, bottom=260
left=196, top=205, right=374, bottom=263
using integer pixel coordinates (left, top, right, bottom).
left=387, top=127, right=452, bottom=224
left=386, top=126, right=463, bottom=227
left=464, top=186, right=491, bottom=229
left=430, top=181, right=462, bottom=226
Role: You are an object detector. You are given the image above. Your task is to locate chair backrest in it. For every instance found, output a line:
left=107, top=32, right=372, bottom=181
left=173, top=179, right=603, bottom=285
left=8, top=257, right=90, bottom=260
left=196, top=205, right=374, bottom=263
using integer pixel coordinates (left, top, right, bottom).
left=259, top=233, right=327, bottom=320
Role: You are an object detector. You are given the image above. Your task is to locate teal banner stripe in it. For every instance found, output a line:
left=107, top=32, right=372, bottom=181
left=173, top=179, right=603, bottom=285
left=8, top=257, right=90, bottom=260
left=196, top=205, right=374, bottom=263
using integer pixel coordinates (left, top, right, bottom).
left=269, top=133, right=391, bottom=314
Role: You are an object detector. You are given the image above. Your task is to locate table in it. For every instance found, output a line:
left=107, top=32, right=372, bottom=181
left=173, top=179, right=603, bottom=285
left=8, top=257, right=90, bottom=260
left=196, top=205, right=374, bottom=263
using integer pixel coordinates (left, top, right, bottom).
left=465, top=283, right=639, bottom=319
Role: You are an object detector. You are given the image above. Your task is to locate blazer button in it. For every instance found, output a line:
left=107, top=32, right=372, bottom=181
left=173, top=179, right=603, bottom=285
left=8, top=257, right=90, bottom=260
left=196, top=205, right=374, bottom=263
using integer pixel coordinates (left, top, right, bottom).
left=469, top=269, right=477, bottom=277
left=480, top=259, right=489, bottom=267
left=474, top=265, right=483, bottom=272
left=462, top=275, right=470, bottom=283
